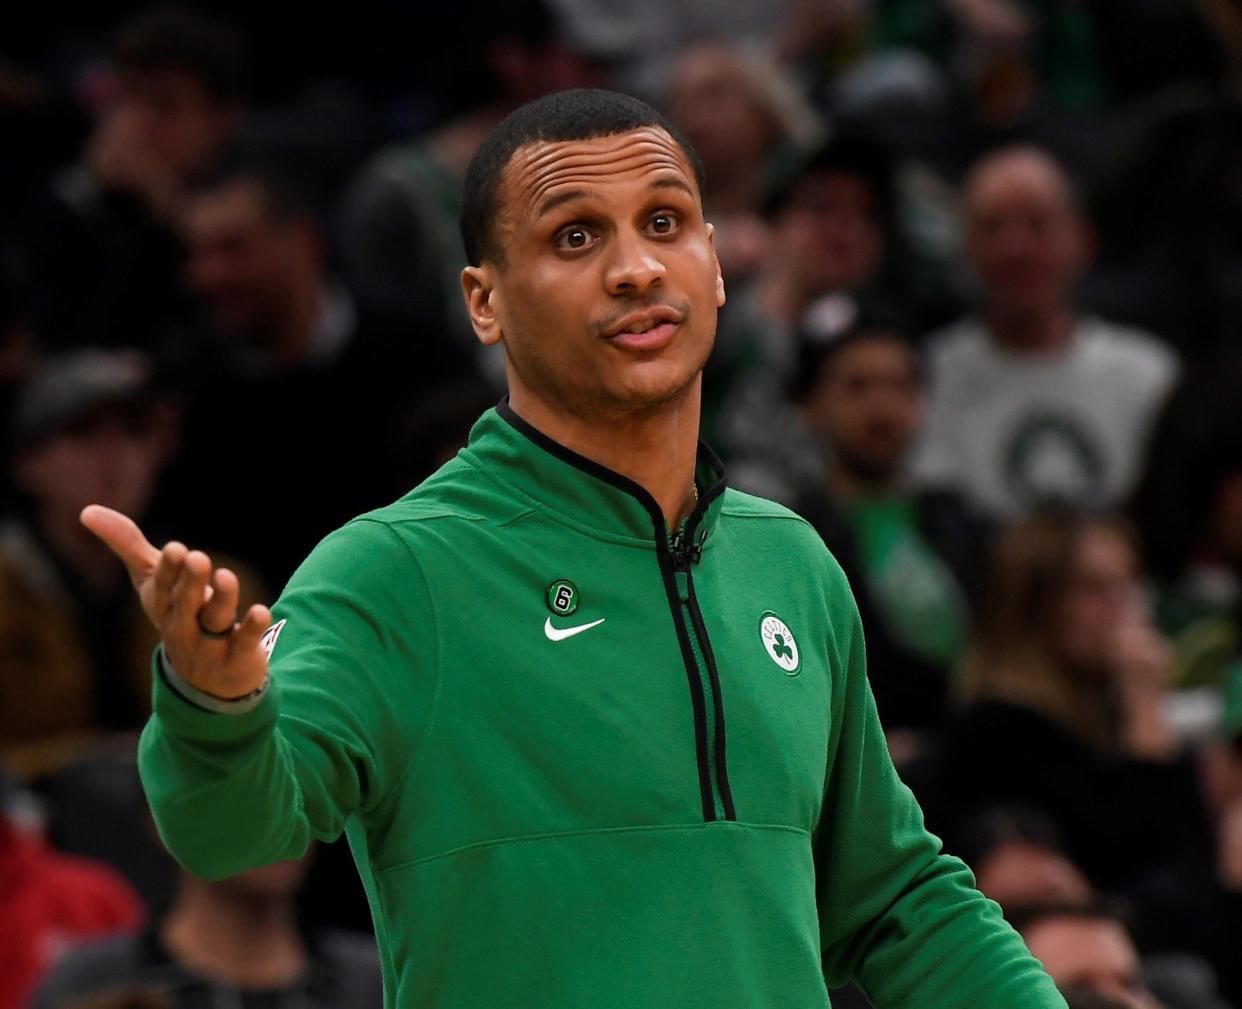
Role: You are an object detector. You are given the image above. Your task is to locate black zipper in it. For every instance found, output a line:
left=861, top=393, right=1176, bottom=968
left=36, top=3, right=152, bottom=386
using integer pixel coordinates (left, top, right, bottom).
left=496, top=398, right=736, bottom=823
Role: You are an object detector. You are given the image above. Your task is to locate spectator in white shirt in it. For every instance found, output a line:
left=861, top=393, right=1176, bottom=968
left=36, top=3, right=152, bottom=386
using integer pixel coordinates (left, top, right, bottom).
left=912, top=145, right=1178, bottom=520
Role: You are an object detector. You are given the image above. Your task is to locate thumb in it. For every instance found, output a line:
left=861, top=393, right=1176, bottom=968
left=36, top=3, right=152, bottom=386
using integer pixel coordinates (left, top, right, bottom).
left=80, top=505, right=160, bottom=584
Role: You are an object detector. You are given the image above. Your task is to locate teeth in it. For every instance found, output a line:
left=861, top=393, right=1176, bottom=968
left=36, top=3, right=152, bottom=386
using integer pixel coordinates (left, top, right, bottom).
left=621, top=319, right=664, bottom=334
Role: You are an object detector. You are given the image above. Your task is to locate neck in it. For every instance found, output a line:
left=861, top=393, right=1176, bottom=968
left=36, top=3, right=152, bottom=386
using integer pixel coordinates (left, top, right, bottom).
left=160, top=880, right=305, bottom=989
left=508, top=382, right=702, bottom=529
left=829, top=465, right=896, bottom=501
left=37, top=506, right=125, bottom=594
left=986, top=302, right=1076, bottom=353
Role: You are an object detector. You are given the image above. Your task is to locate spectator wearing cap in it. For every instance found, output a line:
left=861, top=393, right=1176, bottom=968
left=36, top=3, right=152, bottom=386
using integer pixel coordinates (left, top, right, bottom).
left=954, top=807, right=1233, bottom=1009
left=1010, top=903, right=1165, bottom=1009
left=0, top=768, right=143, bottom=1009
left=911, top=144, right=1178, bottom=521
left=32, top=852, right=383, bottom=1009
left=792, top=313, right=988, bottom=738
left=25, top=7, right=246, bottom=353
left=0, top=350, right=260, bottom=777
left=954, top=806, right=1092, bottom=913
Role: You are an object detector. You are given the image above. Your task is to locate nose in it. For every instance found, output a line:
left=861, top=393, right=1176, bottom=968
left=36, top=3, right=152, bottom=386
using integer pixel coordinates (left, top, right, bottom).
left=603, top=228, right=666, bottom=297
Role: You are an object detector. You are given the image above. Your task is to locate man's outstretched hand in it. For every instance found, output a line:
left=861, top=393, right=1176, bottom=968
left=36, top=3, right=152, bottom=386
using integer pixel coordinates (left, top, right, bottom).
left=81, top=505, right=272, bottom=700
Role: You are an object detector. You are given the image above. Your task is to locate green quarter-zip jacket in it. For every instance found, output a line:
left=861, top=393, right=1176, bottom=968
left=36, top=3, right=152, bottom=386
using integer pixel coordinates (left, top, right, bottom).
left=140, top=402, right=1066, bottom=1009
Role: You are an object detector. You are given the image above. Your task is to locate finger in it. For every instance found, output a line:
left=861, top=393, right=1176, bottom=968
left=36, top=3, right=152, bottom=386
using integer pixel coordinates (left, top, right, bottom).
left=150, top=541, right=188, bottom=615
left=80, top=505, right=159, bottom=583
left=197, top=568, right=240, bottom=636
left=166, top=550, right=214, bottom=641
left=231, top=603, right=274, bottom=658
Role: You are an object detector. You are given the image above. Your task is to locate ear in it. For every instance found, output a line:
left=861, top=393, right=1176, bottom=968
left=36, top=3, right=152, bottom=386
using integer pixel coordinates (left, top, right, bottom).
left=705, top=222, right=726, bottom=308
left=461, top=265, right=504, bottom=346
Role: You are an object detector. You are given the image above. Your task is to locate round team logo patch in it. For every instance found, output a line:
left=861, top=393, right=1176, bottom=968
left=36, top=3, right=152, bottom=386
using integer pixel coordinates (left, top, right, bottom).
left=759, top=611, right=800, bottom=675
left=546, top=579, right=580, bottom=617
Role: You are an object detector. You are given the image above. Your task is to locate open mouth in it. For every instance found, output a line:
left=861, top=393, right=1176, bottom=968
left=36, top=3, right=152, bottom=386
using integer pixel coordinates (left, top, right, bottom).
left=603, top=308, right=685, bottom=352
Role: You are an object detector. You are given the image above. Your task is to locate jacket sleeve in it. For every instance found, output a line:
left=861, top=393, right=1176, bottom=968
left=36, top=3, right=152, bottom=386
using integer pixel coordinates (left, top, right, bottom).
left=814, top=567, right=1066, bottom=1008
left=138, top=518, right=437, bottom=880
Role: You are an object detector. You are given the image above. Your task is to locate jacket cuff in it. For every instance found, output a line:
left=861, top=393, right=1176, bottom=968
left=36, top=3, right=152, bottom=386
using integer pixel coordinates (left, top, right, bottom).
left=157, top=647, right=270, bottom=715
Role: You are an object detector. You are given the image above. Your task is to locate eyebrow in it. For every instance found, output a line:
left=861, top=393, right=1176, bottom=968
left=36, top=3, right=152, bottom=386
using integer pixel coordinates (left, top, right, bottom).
left=534, top=176, right=696, bottom=218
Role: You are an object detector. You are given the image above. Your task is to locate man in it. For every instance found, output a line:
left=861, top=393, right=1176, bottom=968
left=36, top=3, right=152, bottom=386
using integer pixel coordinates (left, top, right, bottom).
left=338, top=0, right=603, bottom=389
left=0, top=351, right=166, bottom=777
left=33, top=854, right=382, bottom=1009
left=794, top=314, right=986, bottom=734
left=706, top=133, right=898, bottom=501
left=912, top=145, right=1178, bottom=520
left=1012, top=904, right=1164, bottom=1009
left=83, top=89, right=1064, bottom=1007
left=27, top=8, right=244, bottom=352
left=159, top=155, right=411, bottom=586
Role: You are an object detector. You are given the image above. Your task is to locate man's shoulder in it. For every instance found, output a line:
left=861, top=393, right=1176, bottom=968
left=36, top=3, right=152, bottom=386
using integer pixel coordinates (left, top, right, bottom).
left=347, top=452, right=524, bottom=533
left=1078, top=316, right=1179, bottom=378
left=921, top=317, right=991, bottom=383
left=720, top=489, right=847, bottom=576
left=721, top=487, right=814, bottom=525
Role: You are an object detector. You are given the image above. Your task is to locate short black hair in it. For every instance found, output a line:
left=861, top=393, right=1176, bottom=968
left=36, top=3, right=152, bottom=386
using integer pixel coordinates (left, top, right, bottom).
left=1006, top=899, right=1133, bottom=939
left=190, top=146, right=316, bottom=221
left=460, top=88, right=705, bottom=267
left=116, top=6, right=248, bottom=104
left=954, top=805, right=1067, bottom=873
left=764, top=132, right=895, bottom=223
left=792, top=302, right=918, bottom=402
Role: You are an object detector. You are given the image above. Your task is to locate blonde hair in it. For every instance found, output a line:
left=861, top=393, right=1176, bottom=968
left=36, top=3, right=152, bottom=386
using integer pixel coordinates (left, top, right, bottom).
left=961, top=510, right=1135, bottom=750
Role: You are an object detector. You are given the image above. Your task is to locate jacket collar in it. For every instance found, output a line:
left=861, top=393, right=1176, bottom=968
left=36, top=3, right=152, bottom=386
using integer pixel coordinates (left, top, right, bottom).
left=461, top=398, right=727, bottom=548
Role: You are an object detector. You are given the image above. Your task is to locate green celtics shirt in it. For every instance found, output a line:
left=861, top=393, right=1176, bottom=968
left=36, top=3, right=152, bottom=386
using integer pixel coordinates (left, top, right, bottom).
left=139, top=402, right=1064, bottom=1009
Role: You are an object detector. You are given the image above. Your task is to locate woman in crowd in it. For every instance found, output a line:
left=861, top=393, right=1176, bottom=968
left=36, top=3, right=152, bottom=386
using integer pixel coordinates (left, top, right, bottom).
left=938, top=509, right=1212, bottom=895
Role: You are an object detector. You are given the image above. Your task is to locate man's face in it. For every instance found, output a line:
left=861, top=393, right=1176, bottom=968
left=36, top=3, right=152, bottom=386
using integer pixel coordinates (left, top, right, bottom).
left=466, top=128, right=725, bottom=421
left=802, top=336, right=923, bottom=485
left=1024, top=917, right=1160, bottom=1009
left=111, top=68, right=236, bottom=181
left=773, top=173, right=883, bottom=297
left=184, top=180, right=315, bottom=342
left=672, top=47, right=773, bottom=178
left=965, top=153, right=1090, bottom=319
left=16, top=406, right=164, bottom=523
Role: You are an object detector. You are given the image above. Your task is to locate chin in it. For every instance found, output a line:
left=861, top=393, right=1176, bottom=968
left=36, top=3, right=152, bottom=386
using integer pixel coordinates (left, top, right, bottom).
left=608, top=360, right=701, bottom=412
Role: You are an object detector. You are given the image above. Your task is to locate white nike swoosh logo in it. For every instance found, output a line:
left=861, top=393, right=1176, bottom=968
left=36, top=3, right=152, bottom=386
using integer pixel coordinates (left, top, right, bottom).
left=544, top=616, right=606, bottom=642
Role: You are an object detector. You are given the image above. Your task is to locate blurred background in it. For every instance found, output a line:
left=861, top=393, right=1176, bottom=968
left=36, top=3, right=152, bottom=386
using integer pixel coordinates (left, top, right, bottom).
left=2, top=2, right=1242, bottom=1008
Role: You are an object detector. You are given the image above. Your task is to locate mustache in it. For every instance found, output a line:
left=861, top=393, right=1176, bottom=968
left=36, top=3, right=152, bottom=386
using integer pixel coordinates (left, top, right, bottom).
left=590, top=298, right=691, bottom=338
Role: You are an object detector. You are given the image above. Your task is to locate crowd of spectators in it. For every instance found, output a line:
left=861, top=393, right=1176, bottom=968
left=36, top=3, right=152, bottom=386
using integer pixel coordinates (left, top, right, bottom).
left=3, top=2, right=1242, bottom=1007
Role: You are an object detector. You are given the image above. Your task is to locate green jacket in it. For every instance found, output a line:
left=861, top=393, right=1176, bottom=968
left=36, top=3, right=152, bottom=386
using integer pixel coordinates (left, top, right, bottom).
left=140, top=403, right=1065, bottom=1008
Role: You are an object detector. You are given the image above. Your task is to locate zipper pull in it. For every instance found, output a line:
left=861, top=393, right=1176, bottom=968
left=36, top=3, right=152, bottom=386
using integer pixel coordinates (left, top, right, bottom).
left=670, top=530, right=687, bottom=571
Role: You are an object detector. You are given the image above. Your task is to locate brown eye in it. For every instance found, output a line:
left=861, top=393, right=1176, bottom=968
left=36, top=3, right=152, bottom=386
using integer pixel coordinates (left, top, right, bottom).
left=649, top=213, right=678, bottom=236
left=556, top=227, right=593, bottom=251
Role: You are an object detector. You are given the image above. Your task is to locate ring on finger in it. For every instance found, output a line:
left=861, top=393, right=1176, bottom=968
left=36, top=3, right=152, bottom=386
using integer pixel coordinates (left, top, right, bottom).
left=197, top=613, right=233, bottom=640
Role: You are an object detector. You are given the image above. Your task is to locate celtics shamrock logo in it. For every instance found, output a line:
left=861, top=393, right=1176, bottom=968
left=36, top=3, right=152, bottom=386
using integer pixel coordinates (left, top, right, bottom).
left=759, top=612, right=800, bottom=674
